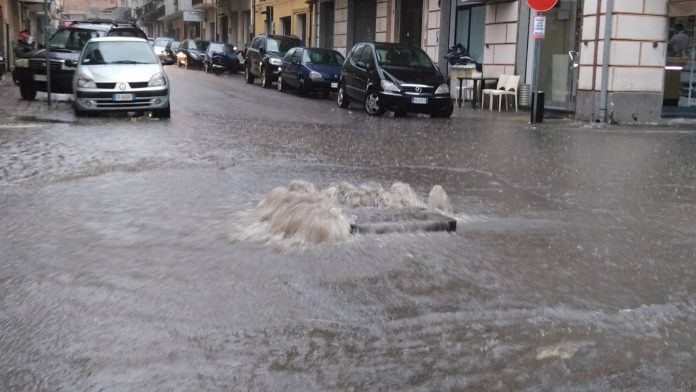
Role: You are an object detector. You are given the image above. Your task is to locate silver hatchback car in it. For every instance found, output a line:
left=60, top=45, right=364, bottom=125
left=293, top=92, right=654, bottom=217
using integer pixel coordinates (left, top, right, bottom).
left=70, top=37, right=170, bottom=118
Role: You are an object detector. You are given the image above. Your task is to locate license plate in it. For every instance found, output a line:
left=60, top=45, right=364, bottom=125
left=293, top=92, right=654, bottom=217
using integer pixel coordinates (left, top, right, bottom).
left=412, top=97, right=428, bottom=104
left=112, top=93, right=134, bottom=102
left=331, top=82, right=338, bottom=89
left=33, top=74, right=47, bottom=82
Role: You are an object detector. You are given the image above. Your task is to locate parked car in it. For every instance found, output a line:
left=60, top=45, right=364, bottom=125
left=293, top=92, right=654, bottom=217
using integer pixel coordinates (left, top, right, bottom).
left=12, top=19, right=147, bottom=100
left=337, top=42, right=453, bottom=117
left=163, top=40, right=180, bottom=65
left=244, top=34, right=303, bottom=88
left=176, top=39, right=210, bottom=69
left=153, top=37, right=175, bottom=64
left=202, top=42, right=243, bottom=74
left=277, top=47, right=344, bottom=97
left=69, top=37, right=170, bottom=118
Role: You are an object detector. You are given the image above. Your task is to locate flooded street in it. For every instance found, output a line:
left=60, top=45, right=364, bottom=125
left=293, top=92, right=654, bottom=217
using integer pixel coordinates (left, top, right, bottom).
left=1, top=68, right=696, bottom=391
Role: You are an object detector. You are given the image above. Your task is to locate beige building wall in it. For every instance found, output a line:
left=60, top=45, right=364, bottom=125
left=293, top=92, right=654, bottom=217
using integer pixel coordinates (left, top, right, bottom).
left=482, top=0, right=518, bottom=77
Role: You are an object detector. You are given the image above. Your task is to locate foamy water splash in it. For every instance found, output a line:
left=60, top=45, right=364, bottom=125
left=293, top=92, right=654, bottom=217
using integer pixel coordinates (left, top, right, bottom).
left=229, top=180, right=453, bottom=246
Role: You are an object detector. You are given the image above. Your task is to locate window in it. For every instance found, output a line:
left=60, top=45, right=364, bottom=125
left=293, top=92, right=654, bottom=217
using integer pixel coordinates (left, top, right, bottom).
left=663, top=13, right=696, bottom=113
left=284, top=48, right=296, bottom=62
left=350, top=44, right=365, bottom=63
left=48, top=28, right=104, bottom=50
left=303, top=49, right=345, bottom=65
left=251, top=37, right=262, bottom=50
left=359, top=46, right=373, bottom=65
left=374, top=44, right=433, bottom=68
left=265, top=37, right=303, bottom=55
left=81, top=41, right=158, bottom=65
left=291, top=49, right=302, bottom=64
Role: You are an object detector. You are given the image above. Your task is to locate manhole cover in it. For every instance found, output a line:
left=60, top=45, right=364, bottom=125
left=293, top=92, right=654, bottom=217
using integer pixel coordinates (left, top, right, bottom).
left=348, top=208, right=456, bottom=234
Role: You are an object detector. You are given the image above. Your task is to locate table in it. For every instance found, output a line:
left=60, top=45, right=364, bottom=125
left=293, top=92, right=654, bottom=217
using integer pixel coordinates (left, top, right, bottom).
left=456, top=76, right=499, bottom=109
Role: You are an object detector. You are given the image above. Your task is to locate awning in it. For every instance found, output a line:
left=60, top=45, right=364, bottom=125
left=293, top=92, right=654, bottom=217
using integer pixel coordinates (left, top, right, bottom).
left=669, top=0, right=696, bottom=17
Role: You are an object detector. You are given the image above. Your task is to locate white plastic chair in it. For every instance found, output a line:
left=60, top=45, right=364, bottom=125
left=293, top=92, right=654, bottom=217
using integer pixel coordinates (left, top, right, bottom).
left=501, top=75, right=520, bottom=112
left=482, top=74, right=509, bottom=111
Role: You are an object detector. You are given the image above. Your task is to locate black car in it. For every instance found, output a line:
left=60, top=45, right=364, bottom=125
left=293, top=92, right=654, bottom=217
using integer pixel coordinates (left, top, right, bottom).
left=278, top=47, right=344, bottom=97
left=244, top=34, right=303, bottom=88
left=162, top=40, right=180, bottom=65
left=12, top=19, right=147, bottom=100
left=203, top=42, right=243, bottom=74
left=337, top=42, right=453, bottom=117
left=176, top=39, right=209, bottom=69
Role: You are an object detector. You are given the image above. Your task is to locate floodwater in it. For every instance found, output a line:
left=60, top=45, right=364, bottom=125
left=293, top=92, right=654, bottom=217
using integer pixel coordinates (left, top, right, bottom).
left=1, top=69, right=696, bottom=391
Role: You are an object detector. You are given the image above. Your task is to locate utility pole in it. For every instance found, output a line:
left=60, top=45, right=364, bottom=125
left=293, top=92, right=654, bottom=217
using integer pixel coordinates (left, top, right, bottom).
left=44, top=0, right=51, bottom=107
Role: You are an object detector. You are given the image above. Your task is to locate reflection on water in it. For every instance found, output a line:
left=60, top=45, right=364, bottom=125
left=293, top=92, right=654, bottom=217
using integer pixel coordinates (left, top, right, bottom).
left=229, top=180, right=453, bottom=246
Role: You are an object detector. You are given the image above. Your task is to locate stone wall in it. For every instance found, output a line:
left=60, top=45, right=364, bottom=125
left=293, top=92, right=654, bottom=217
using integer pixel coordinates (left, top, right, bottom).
left=482, top=0, right=519, bottom=77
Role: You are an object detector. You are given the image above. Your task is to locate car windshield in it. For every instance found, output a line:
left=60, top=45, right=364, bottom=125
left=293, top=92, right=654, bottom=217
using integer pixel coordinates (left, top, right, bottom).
left=303, top=49, right=344, bottom=65
left=208, top=43, right=234, bottom=54
left=375, top=45, right=434, bottom=68
left=154, top=38, right=172, bottom=47
left=81, top=41, right=159, bottom=65
left=189, top=40, right=210, bottom=51
left=169, top=41, right=180, bottom=50
left=49, top=28, right=105, bottom=50
left=266, top=37, right=302, bottom=55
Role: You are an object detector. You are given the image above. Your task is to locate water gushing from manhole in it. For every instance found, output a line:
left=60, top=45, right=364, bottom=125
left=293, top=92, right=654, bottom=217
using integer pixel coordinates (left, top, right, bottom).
left=229, top=180, right=454, bottom=246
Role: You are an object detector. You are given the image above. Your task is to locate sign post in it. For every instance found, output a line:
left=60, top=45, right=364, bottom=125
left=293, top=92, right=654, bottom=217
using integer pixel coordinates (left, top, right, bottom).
left=527, top=0, right=557, bottom=123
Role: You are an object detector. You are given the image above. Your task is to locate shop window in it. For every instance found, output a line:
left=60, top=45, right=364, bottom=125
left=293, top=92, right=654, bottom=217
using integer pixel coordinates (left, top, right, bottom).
left=454, top=4, right=485, bottom=64
left=664, top=10, right=696, bottom=115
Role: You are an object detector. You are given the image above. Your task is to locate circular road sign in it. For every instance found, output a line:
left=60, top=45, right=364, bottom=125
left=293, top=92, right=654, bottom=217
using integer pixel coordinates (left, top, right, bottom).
left=527, top=0, right=558, bottom=12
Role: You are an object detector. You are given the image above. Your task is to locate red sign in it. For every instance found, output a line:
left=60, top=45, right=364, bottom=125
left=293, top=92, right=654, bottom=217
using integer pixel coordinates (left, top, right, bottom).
left=527, top=0, right=558, bottom=12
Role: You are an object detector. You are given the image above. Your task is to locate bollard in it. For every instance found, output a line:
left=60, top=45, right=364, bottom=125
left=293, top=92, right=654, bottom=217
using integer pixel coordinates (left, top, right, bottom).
left=530, top=91, right=545, bottom=123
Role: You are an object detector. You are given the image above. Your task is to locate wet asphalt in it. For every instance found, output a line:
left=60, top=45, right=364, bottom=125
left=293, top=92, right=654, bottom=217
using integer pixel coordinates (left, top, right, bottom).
left=1, top=67, right=696, bottom=391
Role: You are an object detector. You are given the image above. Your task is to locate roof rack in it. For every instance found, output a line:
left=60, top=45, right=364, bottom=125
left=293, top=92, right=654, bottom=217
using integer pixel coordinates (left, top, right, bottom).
left=70, top=19, right=138, bottom=27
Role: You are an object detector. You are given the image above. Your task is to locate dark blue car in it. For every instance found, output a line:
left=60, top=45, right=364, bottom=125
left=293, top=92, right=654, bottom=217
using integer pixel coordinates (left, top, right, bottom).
left=277, top=47, right=345, bottom=97
left=203, top=42, right=243, bottom=74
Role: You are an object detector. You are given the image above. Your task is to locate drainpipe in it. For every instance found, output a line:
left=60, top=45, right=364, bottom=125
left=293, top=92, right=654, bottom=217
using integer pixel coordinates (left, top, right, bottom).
left=598, top=0, right=614, bottom=123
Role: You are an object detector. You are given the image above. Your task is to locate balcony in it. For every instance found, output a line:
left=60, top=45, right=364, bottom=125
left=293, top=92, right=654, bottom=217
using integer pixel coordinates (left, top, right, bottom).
left=192, top=0, right=216, bottom=9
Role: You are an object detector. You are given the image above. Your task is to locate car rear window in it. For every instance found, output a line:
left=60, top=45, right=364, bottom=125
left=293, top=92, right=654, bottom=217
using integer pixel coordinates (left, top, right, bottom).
left=81, top=41, right=159, bottom=65
left=49, top=29, right=105, bottom=50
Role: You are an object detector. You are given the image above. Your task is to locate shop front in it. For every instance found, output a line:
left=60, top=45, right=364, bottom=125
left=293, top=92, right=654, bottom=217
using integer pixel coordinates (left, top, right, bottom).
left=664, top=0, right=696, bottom=116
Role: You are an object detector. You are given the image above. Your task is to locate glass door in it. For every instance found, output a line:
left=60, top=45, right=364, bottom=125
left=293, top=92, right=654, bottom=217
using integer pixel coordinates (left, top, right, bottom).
left=537, top=0, right=583, bottom=111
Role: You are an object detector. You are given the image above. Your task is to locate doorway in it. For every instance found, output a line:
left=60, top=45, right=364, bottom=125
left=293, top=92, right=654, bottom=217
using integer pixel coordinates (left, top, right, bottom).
left=295, top=13, right=306, bottom=42
left=280, top=16, right=292, bottom=36
left=351, top=0, right=376, bottom=46
left=220, top=15, right=229, bottom=43
left=400, top=0, right=422, bottom=47
left=319, top=1, right=334, bottom=49
left=537, top=0, right=583, bottom=111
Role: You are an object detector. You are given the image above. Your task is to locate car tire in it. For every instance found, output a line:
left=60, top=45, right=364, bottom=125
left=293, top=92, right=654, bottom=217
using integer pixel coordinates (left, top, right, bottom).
left=277, top=75, right=286, bottom=92
left=431, top=101, right=454, bottom=118
left=261, top=66, right=272, bottom=88
left=245, top=65, right=255, bottom=84
left=337, top=83, right=349, bottom=108
left=19, top=82, right=37, bottom=100
left=153, top=105, right=171, bottom=119
left=364, top=90, right=385, bottom=116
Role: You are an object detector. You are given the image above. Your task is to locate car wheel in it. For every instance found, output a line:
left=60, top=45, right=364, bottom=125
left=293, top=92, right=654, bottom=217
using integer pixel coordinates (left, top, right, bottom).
left=245, top=65, right=255, bottom=84
left=153, top=104, right=171, bottom=119
left=277, top=74, right=286, bottom=92
left=431, top=101, right=454, bottom=118
left=19, top=82, right=37, bottom=100
left=364, top=90, right=385, bottom=116
left=337, top=84, right=349, bottom=108
left=261, top=66, right=272, bottom=88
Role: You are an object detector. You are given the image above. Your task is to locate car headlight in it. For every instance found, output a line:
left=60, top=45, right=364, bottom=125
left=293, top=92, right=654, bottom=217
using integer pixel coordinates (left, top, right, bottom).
left=309, top=70, right=323, bottom=80
left=61, top=61, right=75, bottom=70
left=269, top=58, right=282, bottom=66
left=76, top=74, right=96, bottom=88
left=233, top=46, right=238, bottom=51
left=435, top=83, right=450, bottom=95
left=15, top=58, right=29, bottom=68
left=148, top=72, right=166, bottom=87
left=381, top=80, right=400, bottom=92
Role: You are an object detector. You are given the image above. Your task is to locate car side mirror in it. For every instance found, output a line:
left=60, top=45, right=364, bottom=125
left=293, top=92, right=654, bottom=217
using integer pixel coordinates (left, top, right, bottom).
left=64, top=59, right=77, bottom=67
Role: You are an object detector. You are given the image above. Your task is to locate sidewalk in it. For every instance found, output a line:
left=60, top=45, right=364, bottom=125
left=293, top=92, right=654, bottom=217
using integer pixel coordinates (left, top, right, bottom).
left=0, top=76, right=75, bottom=124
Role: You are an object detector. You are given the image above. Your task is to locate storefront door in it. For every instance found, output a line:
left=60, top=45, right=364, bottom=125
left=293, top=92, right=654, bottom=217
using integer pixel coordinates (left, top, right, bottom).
left=663, top=1, right=696, bottom=117
left=400, top=0, right=422, bottom=47
left=537, top=0, right=582, bottom=111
